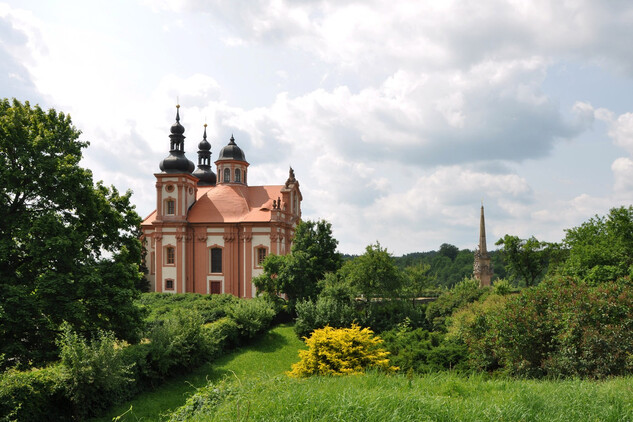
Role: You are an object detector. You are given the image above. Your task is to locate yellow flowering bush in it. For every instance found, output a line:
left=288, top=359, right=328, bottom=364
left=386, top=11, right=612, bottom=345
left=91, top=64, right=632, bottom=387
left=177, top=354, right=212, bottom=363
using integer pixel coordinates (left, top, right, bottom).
left=288, top=324, right=398, bottom=377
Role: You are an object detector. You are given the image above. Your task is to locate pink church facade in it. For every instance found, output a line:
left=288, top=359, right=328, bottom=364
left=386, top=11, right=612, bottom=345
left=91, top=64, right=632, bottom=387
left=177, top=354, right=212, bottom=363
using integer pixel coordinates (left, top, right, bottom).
left=141, top=107, right=302, bottom=298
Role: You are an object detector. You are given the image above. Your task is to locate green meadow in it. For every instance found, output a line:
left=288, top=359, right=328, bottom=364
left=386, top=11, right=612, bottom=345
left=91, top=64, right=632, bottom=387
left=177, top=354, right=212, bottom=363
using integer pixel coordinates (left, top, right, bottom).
left=93, top=324, right=633, bottom=422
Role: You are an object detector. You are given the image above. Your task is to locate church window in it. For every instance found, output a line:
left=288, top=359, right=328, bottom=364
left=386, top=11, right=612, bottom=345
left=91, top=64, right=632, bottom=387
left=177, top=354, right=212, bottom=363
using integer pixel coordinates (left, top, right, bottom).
left=165, top=279, right=174, bottom=290
left=166, top=246, right=175, bottom=265
left=224, top=168, right=230, bottom=182
left=257, top=247, right=267, bottom=266
left=235, top=168, right=241, bottom=183
left=150, top=252, right=155, bottom=274
left=166, top=199, right=175, bottom=215
left=210, top=247, right=222, bottom=273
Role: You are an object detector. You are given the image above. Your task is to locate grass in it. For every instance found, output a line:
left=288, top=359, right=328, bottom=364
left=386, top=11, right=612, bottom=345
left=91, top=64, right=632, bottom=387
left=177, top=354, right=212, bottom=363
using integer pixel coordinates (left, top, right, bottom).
left=173, top=371, right=633, bottom=421
left=89, top=323, right=305, bottom=422
left=94, top=323, right=633, bottom=421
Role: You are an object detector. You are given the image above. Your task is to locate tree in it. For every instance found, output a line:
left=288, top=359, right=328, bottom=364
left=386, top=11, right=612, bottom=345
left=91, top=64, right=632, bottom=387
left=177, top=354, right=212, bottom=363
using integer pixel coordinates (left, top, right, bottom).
left=558, top=206, right=633, bottom=284
left=341, top=242, right=402, bottom=299
left=253, top=219, right=341, bottom=305
left=495, top=235, right=551, bottom=287
left=438, top=243, right=459, bottom=261
left=0, top=98, right=144, bottom=368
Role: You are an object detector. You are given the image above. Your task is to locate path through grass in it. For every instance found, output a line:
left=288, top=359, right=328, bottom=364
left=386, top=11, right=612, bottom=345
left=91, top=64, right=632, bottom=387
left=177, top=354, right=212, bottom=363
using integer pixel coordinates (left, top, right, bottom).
left=90, top=323, right=304, bottom=422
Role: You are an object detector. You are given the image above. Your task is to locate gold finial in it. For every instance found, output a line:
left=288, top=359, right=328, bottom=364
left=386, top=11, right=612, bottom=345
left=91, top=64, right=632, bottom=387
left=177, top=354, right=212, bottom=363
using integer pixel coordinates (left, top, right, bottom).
left=204, top=123, right=208, bottom=128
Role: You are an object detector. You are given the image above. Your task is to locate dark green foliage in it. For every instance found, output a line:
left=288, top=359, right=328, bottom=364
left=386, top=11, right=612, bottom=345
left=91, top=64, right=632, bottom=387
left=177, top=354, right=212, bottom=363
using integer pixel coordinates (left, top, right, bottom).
left=204, top=317, right=240, bottom=355
left=456, top=276, right=633, bottom=378
left=0, top=292, right=280, bottom=420
left=138, top=292, right=238, bottom=324
left=439, top=243, right=459, bottom=261
left=294, top=297, right=357, bottom=338
left=395, top=248, right=507, bottom=289
left=381, top=327, right=468, bottom=373
left=57, top=323, right=134, bottom=420
left=253, top=219, right=341, bottom=305
left=360, top=301, right=428, bottom=333
left=425, top=278, right=489, bottom=332
left=143, top=309, right=211, bottom=382
left=167, top=379, right=237, bottom=422
left=558, top=206, right=633, bottom=284
left=0, top=99, right=144, bottom=368
left=341, top=242, right=403, bottom=299
left=226, top=298, right=276, bottom=340
left=0, top=365, right=69, bottom=422
left=495, top=234, right=553, bottom=287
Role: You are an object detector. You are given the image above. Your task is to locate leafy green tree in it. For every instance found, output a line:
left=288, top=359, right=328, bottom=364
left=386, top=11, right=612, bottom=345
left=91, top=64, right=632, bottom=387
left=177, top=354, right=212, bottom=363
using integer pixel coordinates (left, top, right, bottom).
left=558, top=206, right=633, bottom=284
left=253, top=219, right=341, bottom=305
left=495, top=234, right=551, bottom=287
left=341, top=242, right=402, bottom=299
left=438, top=243, right=459, bottom=261
left=0, top=98, right=144, bottom=368
left=401, top=263, right=432, bottom=297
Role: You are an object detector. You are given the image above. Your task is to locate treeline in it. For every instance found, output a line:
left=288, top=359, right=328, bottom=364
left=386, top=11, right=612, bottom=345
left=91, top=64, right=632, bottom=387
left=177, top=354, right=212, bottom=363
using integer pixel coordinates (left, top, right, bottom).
left=394, top=246, right=507, bottom=288
left=344, top=247, right=508, bottom=290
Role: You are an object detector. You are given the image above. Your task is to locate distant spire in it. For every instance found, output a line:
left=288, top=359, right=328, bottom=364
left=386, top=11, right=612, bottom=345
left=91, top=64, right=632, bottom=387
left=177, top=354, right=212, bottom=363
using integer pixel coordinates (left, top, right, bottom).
left=479, top=203, right=487, bottom=255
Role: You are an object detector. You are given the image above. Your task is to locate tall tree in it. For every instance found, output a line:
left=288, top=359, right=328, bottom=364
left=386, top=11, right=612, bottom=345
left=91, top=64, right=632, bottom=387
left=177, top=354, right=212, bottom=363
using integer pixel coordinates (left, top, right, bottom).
left=495, top=235, right=551, bottom=287
left=558, top=206, right=633, bottom=284
left=0, top=98, right=144, bottom=368
left=341, top=242, right=403, bottom=299
left=254, top=219, right=341, bottom=305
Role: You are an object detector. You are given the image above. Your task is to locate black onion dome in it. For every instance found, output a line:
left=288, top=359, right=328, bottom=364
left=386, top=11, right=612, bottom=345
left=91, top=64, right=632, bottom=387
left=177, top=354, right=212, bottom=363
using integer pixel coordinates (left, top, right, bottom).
left=218, top=134, right=246, bottom=162
left=159, top=105, right=195, bottom=174
left=192, top=124, right=216, bottom=186
left=198, top=136, right=211, bottom=151
left=192, top=166, right=217, bottom=185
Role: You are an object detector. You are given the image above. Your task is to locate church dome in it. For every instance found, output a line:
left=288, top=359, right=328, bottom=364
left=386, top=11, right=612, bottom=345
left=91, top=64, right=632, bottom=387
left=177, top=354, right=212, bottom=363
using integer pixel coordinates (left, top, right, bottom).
left=159, top=106, right=195, bottom=174
left=192, top=124, right=217, bottom=186
left=160, top=153, right=195, bottom=174
left=218, top=135, right=246, bottom=162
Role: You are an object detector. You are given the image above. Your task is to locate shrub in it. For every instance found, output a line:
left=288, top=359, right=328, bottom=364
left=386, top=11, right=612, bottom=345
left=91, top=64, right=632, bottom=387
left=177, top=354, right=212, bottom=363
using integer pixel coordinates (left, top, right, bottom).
left=226, top=298, right=276, bottom=341
left=425, top=278, right=489, bottom=331
left=0, top=365, right=70, bottom=421
left=447, top=294, right=509, bottom=372
left=139, top=293, right=238, bottom=324
left=167, top=378, right=237, bottom=422
left=144, top=308, right=209, bottom=382
left=203, top=317, right=240, bottom=357
left=57, top=323, right=134, bottom=419
left=381, top=327, right=468, bottom=373
left=288, top=325, right=397, bottom=377
left=454, top=276, right=633, bottom=378
left=360, top=300, right=428, bottom=333
left=294, top=297, right=357, bottom=338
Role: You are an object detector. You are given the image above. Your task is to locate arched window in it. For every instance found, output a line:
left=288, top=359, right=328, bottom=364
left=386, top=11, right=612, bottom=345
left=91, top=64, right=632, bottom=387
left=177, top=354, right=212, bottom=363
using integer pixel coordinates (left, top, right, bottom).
left=235, top=168, right=241, bottom=183
left=223, top=168, right=230, bottom=183
left=165, top=279, right=174, bottom=290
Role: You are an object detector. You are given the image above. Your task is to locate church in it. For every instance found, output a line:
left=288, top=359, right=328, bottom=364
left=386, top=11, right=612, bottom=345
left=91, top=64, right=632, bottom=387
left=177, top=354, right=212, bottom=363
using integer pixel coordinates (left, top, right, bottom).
left=141, top=106, right=302, bottom=298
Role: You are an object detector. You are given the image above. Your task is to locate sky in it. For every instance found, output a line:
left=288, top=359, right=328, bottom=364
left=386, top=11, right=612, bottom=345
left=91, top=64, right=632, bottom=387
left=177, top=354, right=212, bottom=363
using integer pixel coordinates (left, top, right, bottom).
left=2, top=0, right=633, bottom=255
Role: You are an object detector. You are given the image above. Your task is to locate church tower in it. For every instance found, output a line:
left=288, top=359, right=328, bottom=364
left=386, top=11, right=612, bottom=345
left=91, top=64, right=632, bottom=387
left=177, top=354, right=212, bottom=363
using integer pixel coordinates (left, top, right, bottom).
left=473, top=203, right=493, bottom=287
left=152, top=105, right=198, bottom=293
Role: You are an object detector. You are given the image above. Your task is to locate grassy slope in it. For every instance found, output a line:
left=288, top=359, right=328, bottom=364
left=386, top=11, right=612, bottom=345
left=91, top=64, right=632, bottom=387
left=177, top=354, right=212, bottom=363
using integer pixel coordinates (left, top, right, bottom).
left=95, top=323, right=633, bottom=421
left=188, top=372, right=633, bottom=421
left=90, top=324, right=305, bottom=422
